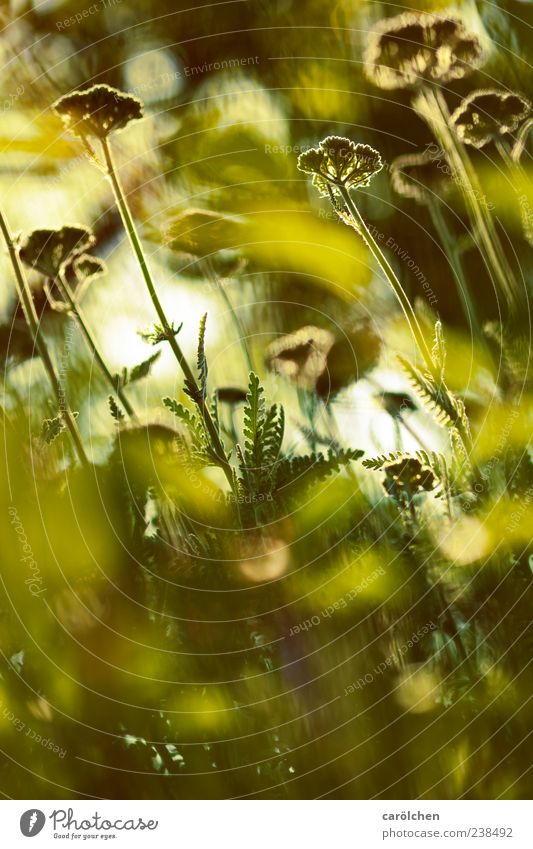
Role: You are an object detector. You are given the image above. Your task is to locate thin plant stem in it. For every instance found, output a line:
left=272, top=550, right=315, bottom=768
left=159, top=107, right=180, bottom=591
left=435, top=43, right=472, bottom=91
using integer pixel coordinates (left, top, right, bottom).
left=397, top=413, right=432, bottom=456
left=417, top=88, right=522, bottom=313
left=495, top=139, right=515, bottom=172
left=337, top=185, right=434, bottom=372
left=0, top=207, right=89, bottom=468
left=366, top=375, right=433, bottom=455
left=334, top=189, right=473, bottom=453
left=432, top=90, right=517, bottom=286
left=493, top=138, right=533, bottom=246
left=323, top=405, right=359, bottom=487
left=426, top=197, right=484, bottom=341
left=208, top=264, right=256, bottom=374
left=432, top=580, right=475, bottom=677
left=100, top=137, right=235, bottom=491
left=55, top=270, right=137, bottom=420
left=511, top=116, right=533, bottom=163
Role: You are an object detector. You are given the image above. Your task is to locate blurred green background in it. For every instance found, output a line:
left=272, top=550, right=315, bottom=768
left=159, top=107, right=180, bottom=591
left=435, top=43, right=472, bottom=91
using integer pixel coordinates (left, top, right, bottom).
left=0, top=0, right=531, bottom=799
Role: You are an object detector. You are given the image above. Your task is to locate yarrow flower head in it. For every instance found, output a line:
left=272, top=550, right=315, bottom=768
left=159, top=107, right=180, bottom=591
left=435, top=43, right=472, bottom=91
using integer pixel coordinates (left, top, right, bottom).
left=19, top=225, right=95, bottom=277
left=266, top=322, right=381, bottom=399
left=53, top=84, right=143, bottom=139
left=450, top=89, right=531, bottom=148
left=382, top=457, right=436, bottom=500
left=390, top=152, right=454, bottom=205
left=71, top=253, right=107, bottom=283
left=266, top=326, right=334, bottom=392
left=364, top=13, right=485, bottom=90
left=297, top=136, right=383, bottom=196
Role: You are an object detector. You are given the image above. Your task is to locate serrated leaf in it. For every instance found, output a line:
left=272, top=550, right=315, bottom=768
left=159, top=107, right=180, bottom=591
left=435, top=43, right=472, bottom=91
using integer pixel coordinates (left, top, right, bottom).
left=197, top=313, right=208, bottom=401
left=139, top=322, right=183, bottom=346
left=128, top=350, right=161, bottom=384
left=108, top=395, right=125, bottom=422
left=362, top=451, right=407, bottom=471
left=163, top=396, right=210, bottom=460
left=432, top=320, right=446, bottom=381
left=243, top=372, right=265, bottom=469
left=163, top=396, right=198, bottom=428
left=41, top=414, right=66, bottom=444
left=398, top=354, right=471, bottom=449
left=274, top=448, right=363, bottom=493
left=210, top=391, right=220, bottom=434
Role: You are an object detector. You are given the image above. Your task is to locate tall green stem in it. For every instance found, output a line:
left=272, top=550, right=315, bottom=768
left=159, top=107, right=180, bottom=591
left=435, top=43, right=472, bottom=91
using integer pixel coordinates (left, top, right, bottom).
left=511, top=117, right=533, bottom=163
left=416, top=88, right=522, bottom=313
left=55, top=271, right=137, bottom=419
left=208, top=265, right=255, bottom=375
left=0, top=207, right=89, bottom=468
left=336, top=187, right=473, bottom=453
left=100, top=138, right=235, bottom=490
left=338, top=185, right=434, bottom=372
left=494, top=141, right=532, bottom=244
left=426, top=198, right=483, bottom=340
left=495, top=139, right=515, bottom=172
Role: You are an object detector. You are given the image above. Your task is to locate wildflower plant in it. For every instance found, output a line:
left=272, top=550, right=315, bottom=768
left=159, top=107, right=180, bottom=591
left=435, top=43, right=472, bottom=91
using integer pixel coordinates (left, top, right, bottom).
left=364, top=12, right=523, bottom=315
left=265, top=323, right=380, bottom=400
left=53, top=84, right=143, bottom=142
left=1, top=4, right=531, bottom=804
left=298, top=138, right=473, bottom=458
left=451, top=89, right=531, bottom=149
left=390, top=153, right=483, bottom=339
left=19, top=226, right=138, bottom=420
left=265, top=325, right=335, bottom=392
left=297, top=136, right=383, bottom=196
left=298, top=136, right=433, bottom=371
left=53, top=84, right=235, bottom=489
left=364, top=13, right=484, bottom=90
left=381, top=456, right=436, bottom=504
left=0, top=212, right=88, bottom=465
left=389, top=153, right=454, bottom=206
left=19, top=225, right=95, bottom=277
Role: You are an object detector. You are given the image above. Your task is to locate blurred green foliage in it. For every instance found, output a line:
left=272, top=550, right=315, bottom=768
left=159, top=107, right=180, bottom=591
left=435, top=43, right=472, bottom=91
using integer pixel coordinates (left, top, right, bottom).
left=0, top=0, right=531, bottom=799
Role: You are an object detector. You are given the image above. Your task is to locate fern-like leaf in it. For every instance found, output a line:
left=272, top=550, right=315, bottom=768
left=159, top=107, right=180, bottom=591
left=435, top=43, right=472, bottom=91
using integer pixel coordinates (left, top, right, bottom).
left=128, top=350, right=161, bottom=384
left=108, top=396, right=125, bottom=422
left=243, top=372, right=265, bottom=469
left=274, top=448, right=363, bottom=493
left=268, top=404, right=285, bottom=464
left=363, top=449, right=457, bottom=499
left=163, top=396, right=209, bottom=458
left=197, top=313, right=208, bottom=401
left=210, top=391, right=220, bottom=434
left=398, top=354, right=471, bottom=448
left=432, top=320, right=446, bottom=382
left=139, top=321, right=183, bottom=346
left=362, top=451, right=407, bottom=471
